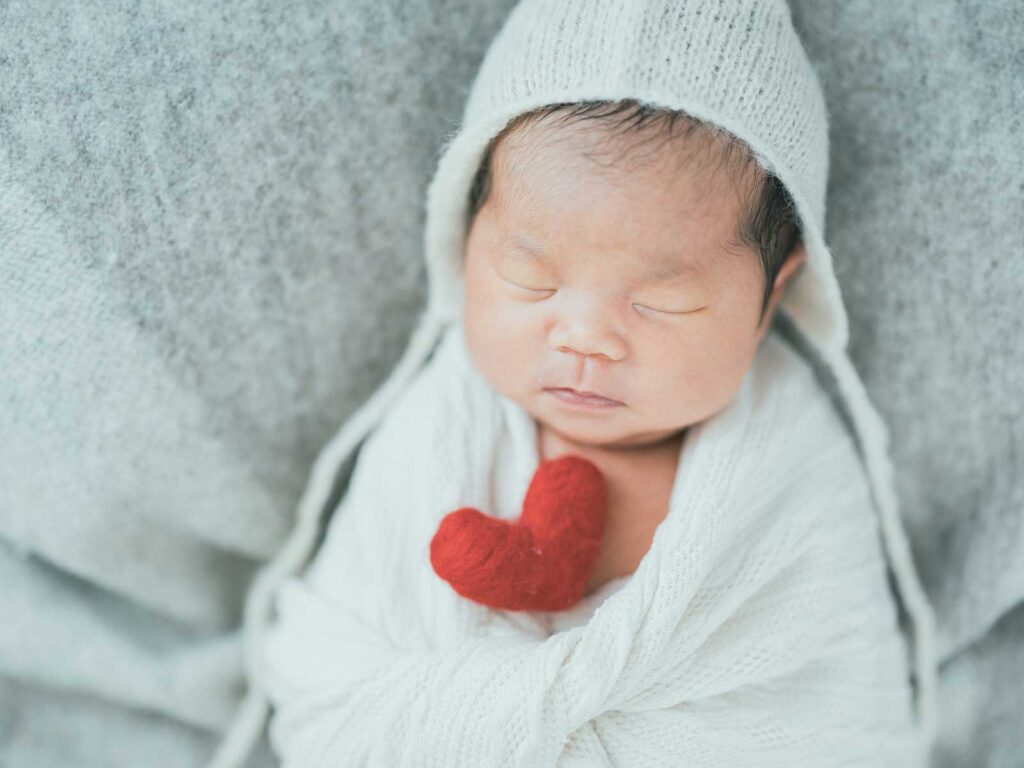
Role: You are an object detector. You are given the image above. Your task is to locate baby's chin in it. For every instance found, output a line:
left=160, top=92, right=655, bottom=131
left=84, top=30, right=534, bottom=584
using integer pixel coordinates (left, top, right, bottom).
left=534, top=411, right=687, bottom=453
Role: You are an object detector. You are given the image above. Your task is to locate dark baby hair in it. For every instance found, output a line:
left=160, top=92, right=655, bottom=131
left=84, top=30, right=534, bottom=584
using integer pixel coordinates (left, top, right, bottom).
left=465, top=98, right=803, bottom=326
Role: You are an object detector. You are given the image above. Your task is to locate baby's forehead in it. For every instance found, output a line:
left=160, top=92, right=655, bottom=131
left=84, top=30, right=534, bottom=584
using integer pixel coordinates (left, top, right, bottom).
left=505, top=111, right=743, bottom=166
left=489, top=115, right=761, bottom=221
left=479, top=121, right=763, bottom=273
left=493, top=114, right=759, bottom=199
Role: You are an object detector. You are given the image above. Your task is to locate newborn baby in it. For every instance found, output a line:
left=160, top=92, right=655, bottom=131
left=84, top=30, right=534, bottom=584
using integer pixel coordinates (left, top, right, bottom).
left=460, top=102, right=806, bottom=596
left=244, top=0, right=936, bottom=764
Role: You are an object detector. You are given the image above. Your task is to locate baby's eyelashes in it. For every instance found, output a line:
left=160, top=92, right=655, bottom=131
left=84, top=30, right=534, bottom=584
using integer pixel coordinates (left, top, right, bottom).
left=501, top=277, right=705, bottom=317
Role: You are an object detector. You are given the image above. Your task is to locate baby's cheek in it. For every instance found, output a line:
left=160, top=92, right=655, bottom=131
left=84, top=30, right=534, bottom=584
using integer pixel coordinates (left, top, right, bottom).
left=641, top=353, right=716, bottom=421
left=463, top=303, right=529, bottom=390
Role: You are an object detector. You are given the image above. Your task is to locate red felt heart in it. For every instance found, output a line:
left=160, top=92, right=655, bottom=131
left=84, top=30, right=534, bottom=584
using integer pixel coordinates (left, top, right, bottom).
left=429, top=455, right=607, bottom=612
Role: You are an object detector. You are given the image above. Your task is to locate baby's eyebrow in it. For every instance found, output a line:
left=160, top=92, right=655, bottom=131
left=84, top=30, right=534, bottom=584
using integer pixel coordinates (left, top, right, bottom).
left=504, top=233, right=706, bottom=284
left=506, top=234, right=549, bottom=263
left=644, top=260, right=706, bottom=284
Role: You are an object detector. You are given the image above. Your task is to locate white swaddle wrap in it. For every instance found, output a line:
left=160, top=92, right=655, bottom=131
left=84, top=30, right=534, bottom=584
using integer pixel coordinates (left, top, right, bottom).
left=259, top=319, right=922, bottom=766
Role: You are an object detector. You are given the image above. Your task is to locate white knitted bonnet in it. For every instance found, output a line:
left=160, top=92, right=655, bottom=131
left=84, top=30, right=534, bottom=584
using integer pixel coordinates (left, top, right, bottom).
left=420, top=0, right=939, bottom=750
left=211, top=0, right=938, bottom=763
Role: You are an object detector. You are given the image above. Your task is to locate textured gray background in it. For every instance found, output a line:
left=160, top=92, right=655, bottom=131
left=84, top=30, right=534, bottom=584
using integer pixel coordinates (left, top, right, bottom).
left=0, top=1, right=1020, bottom=765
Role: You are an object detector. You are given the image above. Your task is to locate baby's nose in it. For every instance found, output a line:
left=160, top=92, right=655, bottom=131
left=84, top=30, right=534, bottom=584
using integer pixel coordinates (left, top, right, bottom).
left=548, top=304, right=627, bottom=362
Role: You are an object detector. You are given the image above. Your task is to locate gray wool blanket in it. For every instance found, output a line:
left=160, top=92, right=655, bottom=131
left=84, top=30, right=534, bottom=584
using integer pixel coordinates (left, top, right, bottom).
left=0, top=1, right=1020, bottom=766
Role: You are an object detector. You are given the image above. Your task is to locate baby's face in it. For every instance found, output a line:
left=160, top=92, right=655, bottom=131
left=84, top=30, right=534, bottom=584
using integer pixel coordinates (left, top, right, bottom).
left=462, top=119, right=802, bottom=451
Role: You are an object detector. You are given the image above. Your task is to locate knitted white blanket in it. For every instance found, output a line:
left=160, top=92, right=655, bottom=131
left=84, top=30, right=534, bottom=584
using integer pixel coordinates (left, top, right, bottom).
left=259, top=320, right=923, bottom=766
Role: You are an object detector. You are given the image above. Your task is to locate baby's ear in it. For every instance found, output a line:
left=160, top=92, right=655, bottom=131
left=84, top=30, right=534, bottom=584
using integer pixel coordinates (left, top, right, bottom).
left=776, top=241, right=807, bottom=290
left=789, top=240, right=808, bottom=268
left=757, top=241, right=807, bottom=339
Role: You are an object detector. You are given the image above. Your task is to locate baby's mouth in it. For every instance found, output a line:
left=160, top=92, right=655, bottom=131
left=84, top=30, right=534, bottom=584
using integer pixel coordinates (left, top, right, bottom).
left=544, top=387, right=625, bottom=408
